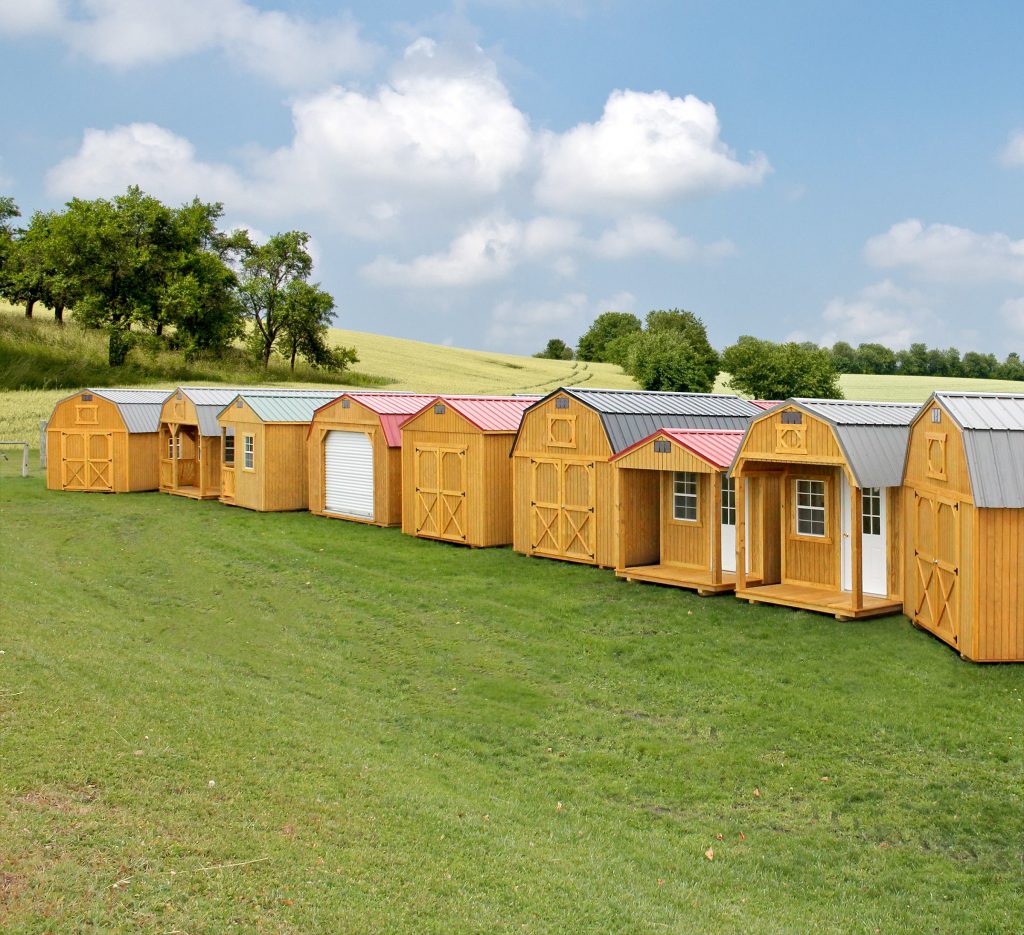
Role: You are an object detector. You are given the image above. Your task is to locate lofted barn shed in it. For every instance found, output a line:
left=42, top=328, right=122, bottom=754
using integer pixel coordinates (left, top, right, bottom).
left=401, top=395, right=538, bottom=547
left=509, top=388, right=762, bottom=567
left=611, top=428, right=777, bottom=594
left=46, top=388, right=169, bottom=493
left=159, top=387, right=246, bottom=500
left=307, top=392, right=434, bottom=526
left=903, top=392, right=1024, bottom=661
left=731, top=398, right=918, bottom=620
left=217, top=391, right=341, bottom=512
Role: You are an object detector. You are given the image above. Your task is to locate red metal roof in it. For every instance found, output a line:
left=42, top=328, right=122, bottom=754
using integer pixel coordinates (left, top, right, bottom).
left=410, top=395, right=541, bottom=432
left=750, top=400, right=781, bottom=410
left=347, top=394, right=437, bottom=446
left=611, top=427, right=745, bottom=469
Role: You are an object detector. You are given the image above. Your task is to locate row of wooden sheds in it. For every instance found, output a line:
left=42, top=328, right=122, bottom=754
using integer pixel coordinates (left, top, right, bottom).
left=45, top=385, right=1024, bottom=662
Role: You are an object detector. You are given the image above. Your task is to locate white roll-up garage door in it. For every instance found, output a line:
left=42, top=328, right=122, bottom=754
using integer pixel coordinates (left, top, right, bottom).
left=324, top=431, right=374, bottom=520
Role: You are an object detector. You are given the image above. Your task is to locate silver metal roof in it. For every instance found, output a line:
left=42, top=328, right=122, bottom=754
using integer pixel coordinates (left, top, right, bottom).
left=223, top=392, right=342, bottom=423
left=931, top=393, right=1024, bottom=507
left=89, top=388, right=170, bottom=434
left=791, top=398, right=921, bottom=426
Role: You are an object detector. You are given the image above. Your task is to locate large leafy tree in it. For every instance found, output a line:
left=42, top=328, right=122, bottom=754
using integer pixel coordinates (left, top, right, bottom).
left=722, top=336, right=843, bottom=400
left=279, top=279, right=357, bottom=372
left=0, top=196, right=20, bottom=301
left=575, top=311, right=642, bottom=362
left=643, top=308, right=719, bottom=391
left=625, top=330, right=718, bottom=392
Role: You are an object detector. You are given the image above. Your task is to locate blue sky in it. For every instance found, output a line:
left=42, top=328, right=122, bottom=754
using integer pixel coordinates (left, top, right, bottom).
left=2, top=0, right=1024, bottom=355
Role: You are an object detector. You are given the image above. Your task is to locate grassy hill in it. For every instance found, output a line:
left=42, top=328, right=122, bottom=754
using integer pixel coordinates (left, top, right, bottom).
left=2, top=459, right=1023, bottom=932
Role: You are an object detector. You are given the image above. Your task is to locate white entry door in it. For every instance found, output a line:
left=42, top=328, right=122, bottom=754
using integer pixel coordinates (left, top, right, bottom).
left=324, top=431, right=374, bottom=520
left=720, top=476, right=737, bottom=573
left=840, top=475, right=887, bottom=596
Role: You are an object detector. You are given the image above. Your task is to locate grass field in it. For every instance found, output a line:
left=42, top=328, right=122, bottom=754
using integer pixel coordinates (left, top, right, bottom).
left=2, top=458, right=1024, bottom=933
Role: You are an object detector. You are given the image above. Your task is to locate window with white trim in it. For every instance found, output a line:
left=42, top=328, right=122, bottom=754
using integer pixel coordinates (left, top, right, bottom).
left=223, top=434, right=234, bottom=465
left=243, top=435, right=254, bottom=470
left=795, top=478, right=826, bottom=537
left=721, top=477, right=737, bottom=526
left=862, top=487, right=882, bottom=536
left=673, top=472, right=699, bottom=522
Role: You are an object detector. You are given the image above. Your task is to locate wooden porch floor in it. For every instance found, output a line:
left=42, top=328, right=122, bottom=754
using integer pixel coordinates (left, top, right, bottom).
left=162, top=485, right=219, bottom=501
left=736, top=583, right=903, bottom=620
left=617, top=564, right=743, bottom=596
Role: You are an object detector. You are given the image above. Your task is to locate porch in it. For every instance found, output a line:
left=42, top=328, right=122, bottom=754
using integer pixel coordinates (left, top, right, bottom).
left=736, top=582, right=903, bottom=621
left=617, top=563, right=756, bottom=596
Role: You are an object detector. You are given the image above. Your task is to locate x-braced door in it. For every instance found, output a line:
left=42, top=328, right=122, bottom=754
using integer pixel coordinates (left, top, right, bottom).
left=62, top=432, right=112, bottom=491
left=912, top=491, right=960, bottom=647
left=415, top=446, right=467, bottom=542
left=530, top=458, right=596, bottom=562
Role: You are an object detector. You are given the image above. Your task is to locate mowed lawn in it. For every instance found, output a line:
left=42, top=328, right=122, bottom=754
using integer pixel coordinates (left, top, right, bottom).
left=2, top=461, right=1024, bottom=934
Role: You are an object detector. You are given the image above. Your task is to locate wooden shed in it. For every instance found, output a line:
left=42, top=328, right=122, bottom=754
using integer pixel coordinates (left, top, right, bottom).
left=903, top=392, right=1024, bottom=661
left=612, top=428, right=777, bottom=594
left=401, top=395, right=538, bottom=547
left=159, top=387, right=246, bottom=500
left=307, top=392, right=434, bottom=526
left=731, top=399, right=918, bottom=620
left=217, top=390, right=341, bottom=512
left=46, top=388, right=169, bottom=493
left=510, top=388, right=762, bottom=567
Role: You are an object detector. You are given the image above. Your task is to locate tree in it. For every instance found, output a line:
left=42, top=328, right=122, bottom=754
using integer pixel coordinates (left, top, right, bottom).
left=961, top=350, right=998, bottom=379
left=830, top=341, right=860, bottom=373
left=278, top=279, right=357, bottom=372
left=625, top=329, right=718, bottom=392
left=722, top=336, right=843, bottom=399
left=534, top=338, right=574, bottom=360
left=642, top=308, right=719, bottom=390
left=895, top=342, right=929, bottom=376
left=576, top=311, right=641, bottom=362
left=998, top=352, right=1024, bottom=381
left=855, top=342, right=897, bottom=375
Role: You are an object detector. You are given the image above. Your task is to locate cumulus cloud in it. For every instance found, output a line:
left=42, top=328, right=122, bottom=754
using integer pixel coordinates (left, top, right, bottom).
left=0, top=0, right=377, bottom=88
left=535, top=90, right=770, bottom=213
left=865, top=219, right=1024, bottom=284
left=819, top=279, right=935, bottom=349
left=998, top=130, right=1024, bottom=168
left=592, top=214, right=734, bottom=261
left=1000, top=297, right=1024, bottom=333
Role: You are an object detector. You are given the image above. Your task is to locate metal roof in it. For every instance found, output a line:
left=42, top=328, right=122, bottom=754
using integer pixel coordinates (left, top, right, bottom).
left=341, top=393, right=437, bottom=446
left=750, top=399, right=781, bottom=410
left=931, top=392, right=1024, bottom=507
left=87, top=388, right=170, bottom=433
left=611, top=428, right=744, bottom=469
left=224, top=392, right=343, bottom=423
left=411, top=395, right=541, bottom=432
left=173, top=386, right=356, bottom=435
left=743, top=398, right=918, bottom=488
left=603, top=413, right=756, bottom=453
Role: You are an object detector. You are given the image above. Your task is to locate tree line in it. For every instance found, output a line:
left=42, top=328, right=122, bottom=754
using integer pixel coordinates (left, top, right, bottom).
left=0, top=187, right=356, bottom=373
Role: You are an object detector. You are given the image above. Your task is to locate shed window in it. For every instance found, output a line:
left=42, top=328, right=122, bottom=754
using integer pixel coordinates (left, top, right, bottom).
left=795, top=478, right=826, bottom=537
left=672, top=472, right=699, bottom=522
left=167, top=435, right=181, bottom=459
left=653, top=439, right=671, bottom=453
left=862, top=487, right=882, bottom=536
left=931, top=407, right=941, bottom=423
left=243, top=435, right=254, bottom=470
left=721, top=477, right=737, bottom=526
left=223, top=434, right=234, bottom=465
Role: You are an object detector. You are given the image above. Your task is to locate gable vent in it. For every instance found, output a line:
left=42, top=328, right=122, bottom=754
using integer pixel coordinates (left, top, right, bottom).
left=434, top=404, right=446, bottom=415
left=931, top=407, right=941, bottom=423
left=82, top=393, right=93, bottom=401
left=342, top=399, right=350, bottom=408
left=781, top=411, right=803, bottom=424
left=654, top=440, right=671, bottom=453
left=555, top=397, right=569, bottom=409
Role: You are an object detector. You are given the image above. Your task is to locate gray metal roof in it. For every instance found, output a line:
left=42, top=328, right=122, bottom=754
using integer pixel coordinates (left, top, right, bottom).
left=515, top=387, right=760, bottom=454
left=932, top=392, right=1024, bottom=507
left=88, top=388, right=170, bottom=434
left=173, top=386, right=353, bottom=435
left=223, top=392, right=343, bottom=424
left=791, top=398, right=921, bottom=426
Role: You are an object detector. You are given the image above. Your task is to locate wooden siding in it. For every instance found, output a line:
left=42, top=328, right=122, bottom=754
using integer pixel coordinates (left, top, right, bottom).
left=973, top=509, right=1024, bottom=661
left=736, top=406, right=846, bottom=473
left=159, top=393, right=221, bottom=498
left=512, top=393, right=616, bottom=566
left=660, top=472, right=709, bottom=568
left=903, top=401, right=973, bottom=501
left=219, top=404, right=266, bottom=511
left=782, top=467, right=840, bottom=588
left=401, top=408, right=515, bottom=547
left=617, top=470, right=660, bottom=568
left=264, top=424, right=309, bottom=511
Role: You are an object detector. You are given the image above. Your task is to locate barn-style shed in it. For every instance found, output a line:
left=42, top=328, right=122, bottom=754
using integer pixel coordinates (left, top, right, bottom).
left=46, top=388, right=169, bottom=493
left=401, top=395, right=538, bottom=547
left=159, top=387, right=245, bottom=500
left=217, top=391, right=341, bottom=512
left=510, top=388, right=762, bottom=567
left=307, top=392, right=434, bottom=526
left=611, top=428, right=778, bottom=594
left=731, top=398, right=918, bottom=620
left=903, top=392, right=1024, bottom=661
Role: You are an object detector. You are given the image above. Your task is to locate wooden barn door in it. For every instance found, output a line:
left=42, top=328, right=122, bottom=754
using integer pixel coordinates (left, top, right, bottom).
left=61, top=432, right=112, bottom=491
left=911, top=491, right=960, bottom=646
left=529, top=458, right=596, bottom=562
left=415, top=446, right=467, bottom=542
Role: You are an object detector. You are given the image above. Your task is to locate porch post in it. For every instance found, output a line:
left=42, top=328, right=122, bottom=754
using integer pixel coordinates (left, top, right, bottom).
left=735, top=469, right=746, bottom=591
left=710, top=471, right=722, bottom=585
left=851, top=484, right=864, bottom=612
left=171, top=426, right=179, bottom=489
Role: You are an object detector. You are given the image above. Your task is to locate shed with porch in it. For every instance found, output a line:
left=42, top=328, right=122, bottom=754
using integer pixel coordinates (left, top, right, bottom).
left=400, top=395, right=538, bottom=547
left=217, top=391, right=341, bottom=512
left=510, top=388, right=761, bottom=568
left=612, top=428, right=778, bottom=594
left=731, top=399, right=917, bottom=620
left=307, top=392, right=433, bottom=526
left=903, top=392, right=1024, bottom=661
left=46, top=388, right=168, bottom=493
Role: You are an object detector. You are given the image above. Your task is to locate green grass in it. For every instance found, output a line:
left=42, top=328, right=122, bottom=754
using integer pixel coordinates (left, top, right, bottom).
left=2, top=459, right=1023, bottom=933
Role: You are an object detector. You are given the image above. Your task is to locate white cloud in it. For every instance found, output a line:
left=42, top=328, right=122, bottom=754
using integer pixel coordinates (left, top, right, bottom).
left=535, top=89, right=770, bottom=213
left=592, top=214, right=735, bottom=261
left=865, top=219, right=1024, bottom=284
left=487, top=292, right=589, bottom=347
left=998, top=130, right=1024, bottom=168
left=820, top=279, right=935, bottom=349
left=1000, top=297, right=1024, bottom=333
left=0, top=0, right=377, bottom=88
